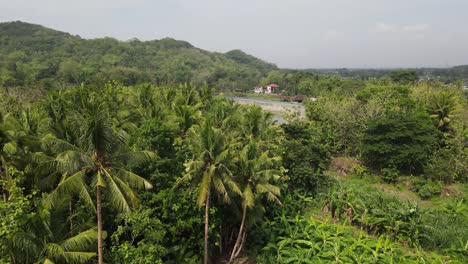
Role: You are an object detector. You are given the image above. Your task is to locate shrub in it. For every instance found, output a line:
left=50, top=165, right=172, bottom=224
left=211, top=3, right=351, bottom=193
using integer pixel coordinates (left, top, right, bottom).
left=381, top=166, right=399, bottom=183
left=361, top=110, right=439, bottom=174
left=281, top=121, right=331, bottom=194
left=409, top=178, right=442, bottom=200
left=417, top=182, right=442, bottom=200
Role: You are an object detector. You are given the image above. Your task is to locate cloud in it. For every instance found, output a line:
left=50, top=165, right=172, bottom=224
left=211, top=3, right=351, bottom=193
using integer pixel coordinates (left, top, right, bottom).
left=325, top=29, right=340, bottom=38
left=374, top=23, right=430, bottom=33
left=1, top=0, right=148, bottom=9
left=374, top=23, right=397, bottom=33
left=402, top=24, right=430, bottom=32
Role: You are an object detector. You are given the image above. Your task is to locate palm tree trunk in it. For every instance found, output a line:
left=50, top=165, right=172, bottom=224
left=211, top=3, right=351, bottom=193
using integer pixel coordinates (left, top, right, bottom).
left=235, top=229, right=246, bottom=258
left=204, top=191, right=210, bottom=264
left=97, top=185, right=104, bottom=264
left=229, top=206, right=247, bottom=262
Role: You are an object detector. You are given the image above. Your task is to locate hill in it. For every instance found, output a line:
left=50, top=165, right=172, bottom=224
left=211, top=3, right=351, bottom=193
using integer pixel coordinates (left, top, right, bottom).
left=298, top=66, right=468, bottom=82
left=0, top=21, right=276, bottom=90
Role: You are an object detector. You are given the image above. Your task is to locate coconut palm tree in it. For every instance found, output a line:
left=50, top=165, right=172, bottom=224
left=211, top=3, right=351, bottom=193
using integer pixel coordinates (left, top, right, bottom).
left=178, top=116, right=240, bottom=264
left=228, top=106, right=283, bottom=261
left=41, top=102, right=154, bottom=264
left=229, top=140, right=282, bottom=261
left=0, top=109, right=47, bottom=201
left=9, top=203, right=99, bottom=264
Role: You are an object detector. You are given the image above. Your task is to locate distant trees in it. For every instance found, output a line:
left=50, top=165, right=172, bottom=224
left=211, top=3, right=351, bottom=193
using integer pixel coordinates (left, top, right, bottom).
left=390, top=70, right=418, bottom=84
left=0, top=21, right=276, bottom=91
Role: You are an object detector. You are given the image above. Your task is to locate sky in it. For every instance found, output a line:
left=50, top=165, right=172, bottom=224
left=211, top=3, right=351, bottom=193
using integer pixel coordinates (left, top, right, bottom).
left=1, top=0, right=468, bottom=69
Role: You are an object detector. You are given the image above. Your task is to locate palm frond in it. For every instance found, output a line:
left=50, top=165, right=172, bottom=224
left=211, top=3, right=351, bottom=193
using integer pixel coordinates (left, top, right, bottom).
left=44, top=170, right=94, bottom=211
left=243, top=185, right=255, bottom=209
left=101, top=168, right=131, bottom=213
left=115, top=168, right=153, bottom=190
left=10, top=231, right=42, bottom=260
left=41, top=134, right=81, bottom=153
left=197, top=170, right=211, bottom=207
left=44, top=243, right=66, bottom=261
left=112, top=151, right=156, bottom=167
left=61, top=229, right=98, bottom=252
left=54, top=150, right=89, bottom=174
left=112, top=175, right=140, bottom=209
left=213, top=177, right=229, bottom=203
left=61, top=252, right=97, bottom=264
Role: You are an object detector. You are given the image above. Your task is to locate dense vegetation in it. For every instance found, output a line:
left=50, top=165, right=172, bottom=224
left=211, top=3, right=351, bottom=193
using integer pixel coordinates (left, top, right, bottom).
left=301, top=66, right=468, bottom=84
left=2, top=21, right=467, bottom=97
left=0, top=21, right=468, bottom=264
left=0, top=21, right=275, bottom=91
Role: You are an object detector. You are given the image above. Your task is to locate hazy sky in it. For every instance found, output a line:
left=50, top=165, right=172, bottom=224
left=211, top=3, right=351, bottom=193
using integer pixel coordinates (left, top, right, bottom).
left=1, top=0, right=468, bottom=68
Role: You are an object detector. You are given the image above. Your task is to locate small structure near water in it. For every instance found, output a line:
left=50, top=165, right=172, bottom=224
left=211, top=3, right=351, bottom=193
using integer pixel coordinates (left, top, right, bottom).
left=253, top=83, right=280, bottom=94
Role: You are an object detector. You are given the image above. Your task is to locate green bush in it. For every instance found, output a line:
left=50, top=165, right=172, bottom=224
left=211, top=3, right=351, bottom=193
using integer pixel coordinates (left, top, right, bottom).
left=409, top=178, right=442, bottom=200
left=381, top=166, right=399, bottom=183
left=281, top=121, right=331, bottom=195
left=417, top=183, right=442, bottom=200
left=361, top=110, right=439, bottom=174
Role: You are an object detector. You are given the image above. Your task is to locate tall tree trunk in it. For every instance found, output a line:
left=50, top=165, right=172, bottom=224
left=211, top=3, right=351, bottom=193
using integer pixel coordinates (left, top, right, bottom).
left=229, top=206, right=247, bottom=262
left=204, top=191, right=210, bottom=264
left=97, top=185, right=104, bottom=264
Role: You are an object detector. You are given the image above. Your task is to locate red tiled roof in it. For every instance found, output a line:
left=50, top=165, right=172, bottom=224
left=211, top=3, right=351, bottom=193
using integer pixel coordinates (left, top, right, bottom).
left=268, top=84, right=280, bottom=88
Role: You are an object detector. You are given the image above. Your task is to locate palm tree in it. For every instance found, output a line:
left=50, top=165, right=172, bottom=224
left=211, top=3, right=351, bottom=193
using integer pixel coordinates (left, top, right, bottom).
left=9, top=203, right=98, bottom=264
left=228, top=106, right=283, bottom=261
left=42, top=102, right=154, bottom=264
left=0, top=109, right=47, bottom=201
left=229, top=140, right=282, bottom=261
left=178, top=116, right=240, bottom=264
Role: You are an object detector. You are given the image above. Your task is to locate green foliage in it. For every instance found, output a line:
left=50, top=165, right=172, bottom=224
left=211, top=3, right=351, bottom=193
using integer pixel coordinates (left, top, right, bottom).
left=321, top=180, right=468, bottom=259
left=281, top=121, right=331, bottom=194
left=0, top=179, right=34, bottom=263
left=381, top=166, right=399, bottom=183
left=0, top=49, right=467, bottom=263
left=425, top=129, right=468, bottom=183
left=390, top=70, right=418, bottom=84
left=139, top=189, right=204, bottom=263
left=324, top=182, right=429, bottom=247
left=422, top=199, right=468, bottom=258
left=409, top=178, right=442, bottom=200
left=427, top=91, right=459, bottom=132
left=0, top=21, right=276, bottom=91
left=258, top=204, right=448, bottom=263
left=111, top=208, right=166, bottom=264
left=362, top=110, right=439, bottom=173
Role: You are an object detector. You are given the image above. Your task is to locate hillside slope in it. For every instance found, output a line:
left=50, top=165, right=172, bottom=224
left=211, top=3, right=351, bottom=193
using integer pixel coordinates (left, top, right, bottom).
left=0, top=21, right=276, bottom=89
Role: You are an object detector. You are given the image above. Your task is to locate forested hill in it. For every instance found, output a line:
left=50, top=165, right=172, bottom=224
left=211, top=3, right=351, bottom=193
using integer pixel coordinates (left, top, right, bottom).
left=0, top=21, right=276, bottom=89
left=299, top=65, right=468, bottom=82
